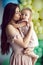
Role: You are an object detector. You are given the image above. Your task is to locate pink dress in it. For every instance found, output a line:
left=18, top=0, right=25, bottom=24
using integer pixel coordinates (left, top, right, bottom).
left=7, top=24, right=39, bottom=65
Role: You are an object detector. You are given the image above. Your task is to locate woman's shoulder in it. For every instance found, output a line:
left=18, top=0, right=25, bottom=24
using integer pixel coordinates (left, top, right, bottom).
left=6, top=24, right=18, bottom=32
left=6, top=24, right=14, bottom=33
left=6, top=24, right=20, bottom=36
left=6, top=24, right=14, bottom=29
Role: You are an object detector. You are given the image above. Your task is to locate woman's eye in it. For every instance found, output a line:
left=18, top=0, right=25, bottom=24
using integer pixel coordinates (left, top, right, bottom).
left=16, top=12, right=19, bottom=14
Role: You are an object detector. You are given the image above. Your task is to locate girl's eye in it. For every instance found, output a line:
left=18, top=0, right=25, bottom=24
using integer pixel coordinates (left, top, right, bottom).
left=22, top=13, right=27, bottom=16
left=25, top=14, right=27, bottom=16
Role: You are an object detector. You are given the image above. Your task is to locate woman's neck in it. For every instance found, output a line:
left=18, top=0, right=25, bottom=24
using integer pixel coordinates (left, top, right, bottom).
left=12, top=19, right=18, bottom=23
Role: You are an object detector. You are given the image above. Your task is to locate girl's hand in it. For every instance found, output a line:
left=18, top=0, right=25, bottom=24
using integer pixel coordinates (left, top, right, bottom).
left=21, top=19, right=29, bottom=24
left=24, top=49, right=39, bottom=58
left=10, top=21, right=27, bottom=28
left=23, top=48, right=30, bottom=54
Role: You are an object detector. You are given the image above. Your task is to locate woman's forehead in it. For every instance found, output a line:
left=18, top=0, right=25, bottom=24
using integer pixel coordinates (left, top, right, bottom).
left=15, top=7, right=19, bottom=11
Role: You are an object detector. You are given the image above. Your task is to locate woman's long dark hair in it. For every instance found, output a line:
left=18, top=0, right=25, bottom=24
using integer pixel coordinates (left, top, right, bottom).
left=1, top=3, right=19, bottom=54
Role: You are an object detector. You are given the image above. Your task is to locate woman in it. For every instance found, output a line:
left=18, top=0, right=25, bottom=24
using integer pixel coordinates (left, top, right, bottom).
left=1, top=3, right=34, bottom=65
left=10, top=7, right=39, bottom=65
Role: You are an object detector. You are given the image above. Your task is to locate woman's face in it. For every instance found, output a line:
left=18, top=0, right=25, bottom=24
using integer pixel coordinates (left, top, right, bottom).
left=13, top=7, right=21, bottom=21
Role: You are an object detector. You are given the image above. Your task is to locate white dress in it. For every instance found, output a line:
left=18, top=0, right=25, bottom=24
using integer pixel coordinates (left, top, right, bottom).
left=18, top=25, right=39, bottom=48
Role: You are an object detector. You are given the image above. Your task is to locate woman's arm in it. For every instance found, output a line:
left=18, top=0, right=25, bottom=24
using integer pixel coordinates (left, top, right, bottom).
left=14, top=22, right=34, bottom=47
left=6, top=24, right=28, bottom=48
left=11, top=20, right=33, bottom=46
left=8, top=21, right=32, bottom=47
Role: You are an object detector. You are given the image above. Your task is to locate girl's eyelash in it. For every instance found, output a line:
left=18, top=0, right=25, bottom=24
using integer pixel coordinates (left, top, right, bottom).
left=22, top=14, right=27, bottom=16
left=25, top=14, right=27, bottom=16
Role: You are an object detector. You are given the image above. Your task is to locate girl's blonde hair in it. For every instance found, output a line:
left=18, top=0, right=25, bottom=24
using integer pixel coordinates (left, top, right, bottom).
left=21, top=8, right=32, bottom=15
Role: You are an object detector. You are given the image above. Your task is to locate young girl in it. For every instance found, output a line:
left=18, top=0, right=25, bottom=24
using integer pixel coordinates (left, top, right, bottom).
left=11, top=8, right=39, bottom=65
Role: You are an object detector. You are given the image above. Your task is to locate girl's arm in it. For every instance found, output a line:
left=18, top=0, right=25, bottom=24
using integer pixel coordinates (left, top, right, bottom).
left=6, top=24, right=28, bottom=48
left=23, top=22, right=33, bottom=45
left=10, top=21, right=26, bottom=28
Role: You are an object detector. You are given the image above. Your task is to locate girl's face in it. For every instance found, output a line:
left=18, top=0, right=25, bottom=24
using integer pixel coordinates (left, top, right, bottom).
left=13, top=7, right=21, bottom=21
left=21, top=10, right=31, bottom=21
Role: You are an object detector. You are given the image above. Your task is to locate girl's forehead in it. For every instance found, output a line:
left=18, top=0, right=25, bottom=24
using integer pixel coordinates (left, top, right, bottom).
left=22, top=10, right=31, bottom=14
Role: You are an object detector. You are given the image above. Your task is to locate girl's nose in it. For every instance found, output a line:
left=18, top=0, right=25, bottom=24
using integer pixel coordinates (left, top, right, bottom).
left=23, top=15, right=25, bottom=19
